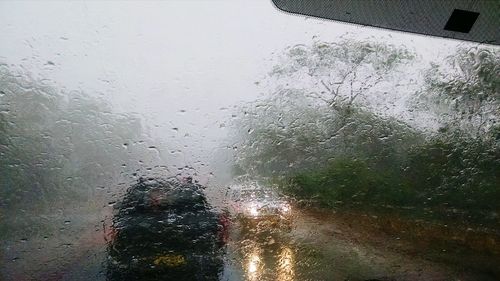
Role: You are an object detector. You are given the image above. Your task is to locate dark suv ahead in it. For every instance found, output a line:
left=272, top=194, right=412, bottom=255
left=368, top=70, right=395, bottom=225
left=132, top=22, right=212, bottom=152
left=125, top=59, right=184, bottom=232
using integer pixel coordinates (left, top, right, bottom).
left=106, top=177, right=228, bottom=281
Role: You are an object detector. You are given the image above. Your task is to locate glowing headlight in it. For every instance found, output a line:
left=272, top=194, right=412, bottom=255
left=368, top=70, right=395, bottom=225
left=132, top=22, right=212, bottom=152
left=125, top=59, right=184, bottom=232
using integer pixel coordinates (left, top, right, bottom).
left=249, top=206, right=259, bottom=216
left=248, top=252, right=260, bottom=273
left=281, top=204, right=291, bottom=213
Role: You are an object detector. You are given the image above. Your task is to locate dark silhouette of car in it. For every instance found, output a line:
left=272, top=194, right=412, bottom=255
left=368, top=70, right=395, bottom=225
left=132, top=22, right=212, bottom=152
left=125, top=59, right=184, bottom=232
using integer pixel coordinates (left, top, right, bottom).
left=106, top=177, right=228, bottom=281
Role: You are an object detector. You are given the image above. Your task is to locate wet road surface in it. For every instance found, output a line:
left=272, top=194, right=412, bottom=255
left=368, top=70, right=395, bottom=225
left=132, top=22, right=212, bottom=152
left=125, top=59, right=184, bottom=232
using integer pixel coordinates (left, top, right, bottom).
left=1, top=206, right=492, bottom=281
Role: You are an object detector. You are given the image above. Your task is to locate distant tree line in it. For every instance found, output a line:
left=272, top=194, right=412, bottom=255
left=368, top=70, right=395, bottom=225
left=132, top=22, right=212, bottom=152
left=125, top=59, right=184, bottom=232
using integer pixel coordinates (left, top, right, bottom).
left=0, top=64, right=163, bottom=215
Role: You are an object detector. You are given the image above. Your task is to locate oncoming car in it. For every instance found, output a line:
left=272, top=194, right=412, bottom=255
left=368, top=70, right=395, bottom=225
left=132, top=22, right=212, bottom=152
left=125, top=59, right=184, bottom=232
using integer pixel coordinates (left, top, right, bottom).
left=228, top=184, right=292, bottom=230
left=106, top=177, right=228, bottom=281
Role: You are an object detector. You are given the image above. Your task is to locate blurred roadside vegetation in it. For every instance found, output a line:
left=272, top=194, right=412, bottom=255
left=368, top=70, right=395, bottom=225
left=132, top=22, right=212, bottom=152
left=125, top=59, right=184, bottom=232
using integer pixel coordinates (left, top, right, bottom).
left=0, top=64, right=163, bottom=239
left=232, top=40, right=499, bottom=228
left=280, top=134, right=499, bottom=226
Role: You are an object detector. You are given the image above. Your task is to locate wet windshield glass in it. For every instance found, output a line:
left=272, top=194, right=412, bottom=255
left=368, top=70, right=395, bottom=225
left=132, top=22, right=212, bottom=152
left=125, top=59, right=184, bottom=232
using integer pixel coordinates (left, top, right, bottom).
left=1, top=1, right=499, bottom=281
left=240, top=190, right=272, bottom=200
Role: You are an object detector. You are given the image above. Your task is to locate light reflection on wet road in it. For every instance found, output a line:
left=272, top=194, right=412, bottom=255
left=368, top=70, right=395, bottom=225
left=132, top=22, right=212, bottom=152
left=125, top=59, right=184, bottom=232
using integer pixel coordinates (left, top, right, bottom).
left=1, top=206, right=489, bottom=281
left=222, top=225, right=296, bottom=281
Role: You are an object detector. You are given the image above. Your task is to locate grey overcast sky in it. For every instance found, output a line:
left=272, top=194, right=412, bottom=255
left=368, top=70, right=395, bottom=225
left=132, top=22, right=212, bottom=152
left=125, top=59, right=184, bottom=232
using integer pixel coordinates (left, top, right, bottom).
left=0, top=0, right=465, bottom=183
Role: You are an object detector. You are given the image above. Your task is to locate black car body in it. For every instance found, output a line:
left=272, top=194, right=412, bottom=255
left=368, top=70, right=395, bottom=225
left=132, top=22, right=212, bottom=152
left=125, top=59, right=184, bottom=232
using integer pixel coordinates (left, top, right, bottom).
left=106, top=177, right=227, bottom=281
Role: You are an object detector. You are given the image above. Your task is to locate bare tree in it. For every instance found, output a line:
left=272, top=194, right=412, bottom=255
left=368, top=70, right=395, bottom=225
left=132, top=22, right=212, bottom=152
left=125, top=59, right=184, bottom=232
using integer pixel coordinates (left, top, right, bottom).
left=231, top=39, right=418, bottom=177
left=270, top=39, right=414, bottom=112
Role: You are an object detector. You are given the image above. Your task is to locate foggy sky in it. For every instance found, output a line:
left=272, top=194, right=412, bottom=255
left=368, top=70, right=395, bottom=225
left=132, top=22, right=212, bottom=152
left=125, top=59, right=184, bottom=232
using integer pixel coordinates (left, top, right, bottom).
left=0, top=0, right=466, bottom=184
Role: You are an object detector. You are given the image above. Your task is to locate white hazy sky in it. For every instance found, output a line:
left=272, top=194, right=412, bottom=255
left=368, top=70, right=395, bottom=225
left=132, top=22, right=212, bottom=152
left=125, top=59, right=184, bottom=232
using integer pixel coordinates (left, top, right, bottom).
left=0, top=0, right=466, bottom=183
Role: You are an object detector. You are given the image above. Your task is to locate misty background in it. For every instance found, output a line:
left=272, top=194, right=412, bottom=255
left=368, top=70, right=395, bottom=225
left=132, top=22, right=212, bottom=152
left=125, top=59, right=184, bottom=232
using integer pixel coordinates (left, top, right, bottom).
left=1, top=1, right=498, bottom=280
left=0, top=1, right=460, bottom=176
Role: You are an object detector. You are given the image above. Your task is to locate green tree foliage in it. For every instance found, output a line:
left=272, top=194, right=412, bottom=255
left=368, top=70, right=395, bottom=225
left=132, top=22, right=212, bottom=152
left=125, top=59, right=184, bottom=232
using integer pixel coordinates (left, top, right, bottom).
left=233, top=39, right=419, bottom=178
left=404, top=134, right=499, bottom=212
left=233, top=89, right=421, bottom=178
left=420, top=46, right=500, bottom=137
left=232, top=41, right=499, bottom=226
left=281, top=158, right=417, bottom=208
left=284, top=133, right=499, bottom=224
